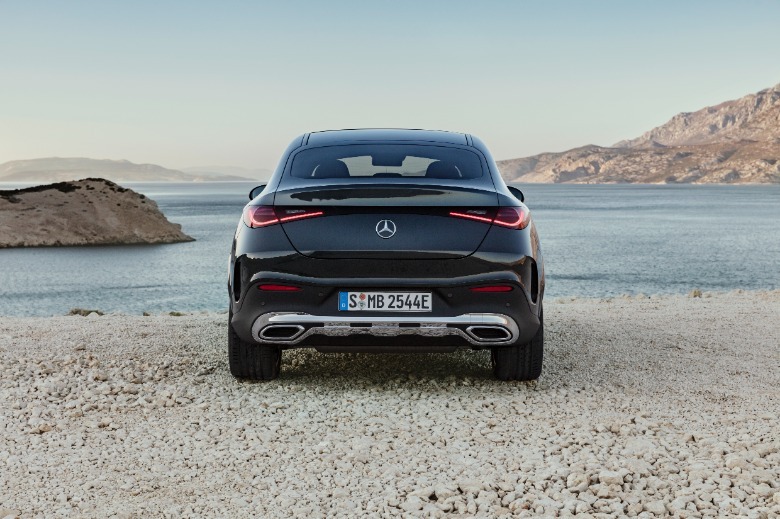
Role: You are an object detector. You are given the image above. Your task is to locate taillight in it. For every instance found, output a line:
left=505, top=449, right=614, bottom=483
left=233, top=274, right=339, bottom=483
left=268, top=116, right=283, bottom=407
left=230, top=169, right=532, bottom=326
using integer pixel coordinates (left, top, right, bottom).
left=448, top=210, right=493, bottom=224
left=493, top=207, right=531, bottom=229
left=278, top=209, right=324, bottom=222
left=471, top=285, right=514, bottom=292
left=449, top=205, right=531, bottom=230
left=243, top=206, right=279, bottom=228
left=243, top=206, right=324, bottom=228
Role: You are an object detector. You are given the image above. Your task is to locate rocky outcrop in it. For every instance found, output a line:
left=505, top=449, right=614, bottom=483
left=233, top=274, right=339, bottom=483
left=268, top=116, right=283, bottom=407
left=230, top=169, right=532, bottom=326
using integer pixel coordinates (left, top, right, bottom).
left=499, top=82, right=780, bottom=184
left=0, top=178, right=194, bottom=248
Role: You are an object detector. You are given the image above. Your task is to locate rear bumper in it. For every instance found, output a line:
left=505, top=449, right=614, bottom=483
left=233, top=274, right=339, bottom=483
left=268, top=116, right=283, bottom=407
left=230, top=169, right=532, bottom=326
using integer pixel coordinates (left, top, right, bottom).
left=230, top=273, right=541, bottom=349
left=250, top=312, right=520, bottom=346
left=229, top=223, right=543, bottom=350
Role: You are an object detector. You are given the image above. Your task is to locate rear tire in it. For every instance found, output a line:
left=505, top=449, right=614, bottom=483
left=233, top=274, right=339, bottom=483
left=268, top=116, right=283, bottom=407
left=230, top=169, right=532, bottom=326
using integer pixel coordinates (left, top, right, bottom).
left=491, top=307, right=543, bottom=381
left=228, top=312, right=281, bottom=381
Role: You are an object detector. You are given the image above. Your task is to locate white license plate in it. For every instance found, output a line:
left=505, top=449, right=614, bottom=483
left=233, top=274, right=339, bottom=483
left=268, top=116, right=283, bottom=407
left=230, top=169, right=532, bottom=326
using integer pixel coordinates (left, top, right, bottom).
left=339, top=292, right=432, bottom=312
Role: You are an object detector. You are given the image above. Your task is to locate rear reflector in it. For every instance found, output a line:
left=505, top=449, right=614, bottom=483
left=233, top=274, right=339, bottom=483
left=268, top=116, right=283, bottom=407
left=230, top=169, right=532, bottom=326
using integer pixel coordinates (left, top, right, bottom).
left=258, top=284, right=301, bottom=291
left=470, top=285, right=514, bottom=292
left=243, top=206, right=324, bottom=228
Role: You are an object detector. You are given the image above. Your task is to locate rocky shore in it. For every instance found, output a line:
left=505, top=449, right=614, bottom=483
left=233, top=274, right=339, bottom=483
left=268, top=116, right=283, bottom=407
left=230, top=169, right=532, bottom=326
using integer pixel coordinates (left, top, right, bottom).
left=0, top=291, right=778, bottom=517
left=0, top=178, right=193, bottom=247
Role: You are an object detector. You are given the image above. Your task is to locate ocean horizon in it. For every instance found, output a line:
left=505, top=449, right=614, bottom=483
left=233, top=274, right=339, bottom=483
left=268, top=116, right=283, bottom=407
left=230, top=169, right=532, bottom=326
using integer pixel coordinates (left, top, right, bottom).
left=1, top=182, right=778, bottom=316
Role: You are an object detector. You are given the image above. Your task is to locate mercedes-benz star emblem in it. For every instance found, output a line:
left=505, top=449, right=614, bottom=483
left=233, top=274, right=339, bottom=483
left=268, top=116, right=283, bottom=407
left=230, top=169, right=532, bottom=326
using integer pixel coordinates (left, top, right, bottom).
left=375, top=219, right=397, bottom=239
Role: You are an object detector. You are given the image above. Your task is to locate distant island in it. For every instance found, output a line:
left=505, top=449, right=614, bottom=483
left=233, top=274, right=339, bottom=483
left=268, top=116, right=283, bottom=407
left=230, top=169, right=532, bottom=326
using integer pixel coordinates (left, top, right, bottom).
left=0, top=178, right=194, bottom=248
left=498, top=82, right=780, bottom=184
left=0, top=157, right=263, bottom=184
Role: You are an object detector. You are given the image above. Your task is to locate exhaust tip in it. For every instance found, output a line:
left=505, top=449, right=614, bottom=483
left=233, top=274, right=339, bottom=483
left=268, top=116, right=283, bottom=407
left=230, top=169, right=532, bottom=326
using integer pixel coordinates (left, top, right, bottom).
left=259, top=325, right=305, bottom=341
left=466, top=325, right=512, bottom=343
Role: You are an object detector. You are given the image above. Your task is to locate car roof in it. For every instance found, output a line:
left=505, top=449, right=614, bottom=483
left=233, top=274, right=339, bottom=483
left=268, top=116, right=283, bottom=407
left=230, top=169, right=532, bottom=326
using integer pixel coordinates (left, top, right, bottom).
left=305, top=128, right=469, bottom=146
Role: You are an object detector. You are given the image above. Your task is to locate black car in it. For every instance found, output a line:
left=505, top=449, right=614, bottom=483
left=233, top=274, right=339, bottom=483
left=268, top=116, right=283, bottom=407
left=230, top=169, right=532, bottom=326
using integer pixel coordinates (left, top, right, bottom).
left=228, top=129, right=545, bottom=381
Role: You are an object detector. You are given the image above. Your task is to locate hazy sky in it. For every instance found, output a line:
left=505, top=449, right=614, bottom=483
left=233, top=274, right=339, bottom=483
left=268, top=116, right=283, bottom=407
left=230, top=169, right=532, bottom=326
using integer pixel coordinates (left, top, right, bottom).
left=2, top=1, right=779, bottom=171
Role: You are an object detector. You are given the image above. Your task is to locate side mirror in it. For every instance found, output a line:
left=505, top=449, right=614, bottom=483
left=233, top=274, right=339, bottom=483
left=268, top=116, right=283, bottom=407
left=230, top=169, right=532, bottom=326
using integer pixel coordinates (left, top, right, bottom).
left=249, top=184, right=267, bottom=200
left=507, top=186, right=525, bottom=202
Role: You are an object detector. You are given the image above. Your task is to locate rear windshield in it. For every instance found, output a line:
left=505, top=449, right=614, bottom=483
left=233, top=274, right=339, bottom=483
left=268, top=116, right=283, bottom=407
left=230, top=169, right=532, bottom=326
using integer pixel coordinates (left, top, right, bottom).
left=289, top=145, right=484, bottom=181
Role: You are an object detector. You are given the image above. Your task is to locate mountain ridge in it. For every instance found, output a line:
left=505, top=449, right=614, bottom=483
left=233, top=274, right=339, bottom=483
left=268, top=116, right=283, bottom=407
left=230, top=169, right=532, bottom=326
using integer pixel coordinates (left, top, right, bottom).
left=615, top=83, right=780, bottom=148
left=498, top=82, right=780, bottom=184
left=0, top=157, right=256, bottom=183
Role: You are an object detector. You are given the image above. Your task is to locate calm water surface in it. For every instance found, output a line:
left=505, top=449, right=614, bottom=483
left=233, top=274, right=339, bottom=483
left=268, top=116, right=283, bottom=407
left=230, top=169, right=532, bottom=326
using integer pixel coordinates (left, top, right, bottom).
left=1, top=182, right=778, bottom=316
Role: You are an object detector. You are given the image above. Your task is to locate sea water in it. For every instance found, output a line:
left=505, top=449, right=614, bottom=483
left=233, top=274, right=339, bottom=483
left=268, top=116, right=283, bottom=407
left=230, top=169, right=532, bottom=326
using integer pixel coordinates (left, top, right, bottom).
left=1, top=182, right=778, bottom=316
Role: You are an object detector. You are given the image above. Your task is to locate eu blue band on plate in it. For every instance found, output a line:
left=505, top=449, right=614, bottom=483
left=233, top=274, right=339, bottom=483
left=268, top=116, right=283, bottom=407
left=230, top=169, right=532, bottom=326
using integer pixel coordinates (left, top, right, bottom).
left=338, top=292, right=348, bottom=311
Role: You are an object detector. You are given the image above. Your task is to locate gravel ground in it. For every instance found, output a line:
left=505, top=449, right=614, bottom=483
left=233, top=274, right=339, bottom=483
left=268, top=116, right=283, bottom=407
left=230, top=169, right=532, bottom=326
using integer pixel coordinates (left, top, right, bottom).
left=1, top=291, right=779, bottom=518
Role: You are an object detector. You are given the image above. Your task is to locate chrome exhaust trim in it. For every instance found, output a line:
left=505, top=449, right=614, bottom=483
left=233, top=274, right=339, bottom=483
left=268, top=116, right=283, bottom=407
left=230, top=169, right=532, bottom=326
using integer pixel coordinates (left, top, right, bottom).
left=465, top=325, right=512, bottom=342
left=251, top=312, right=519, bottom=346
left=258, top=324, right=305, bottom=341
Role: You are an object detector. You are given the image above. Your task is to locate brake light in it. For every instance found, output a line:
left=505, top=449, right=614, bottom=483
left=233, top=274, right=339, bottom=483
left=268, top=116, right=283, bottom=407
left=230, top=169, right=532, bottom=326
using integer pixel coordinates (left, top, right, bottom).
left=243, top=206, right=324, bottom=228
left=278, top=209, right=324, bottom=223
left=493, top=207, right=531, bottom=229
left=448, top=205, right=531, bottom=230
left=471, top=285, right=514, bottom=292
left=258, top=284, right=301, bottom=291
left=243, top=206, right=278, bottom=227
left=448, top=211, right=493, bottom=224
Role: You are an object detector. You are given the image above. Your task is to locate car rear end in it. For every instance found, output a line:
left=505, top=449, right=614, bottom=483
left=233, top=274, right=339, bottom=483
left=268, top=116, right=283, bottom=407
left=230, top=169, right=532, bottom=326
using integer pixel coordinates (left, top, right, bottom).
left=228, top=131, right=544, bottom=380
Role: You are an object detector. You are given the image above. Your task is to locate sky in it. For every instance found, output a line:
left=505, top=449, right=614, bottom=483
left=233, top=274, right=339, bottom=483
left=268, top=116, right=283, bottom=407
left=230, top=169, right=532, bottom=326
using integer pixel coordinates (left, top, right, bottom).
left=1, top=0, right=779, bottom=171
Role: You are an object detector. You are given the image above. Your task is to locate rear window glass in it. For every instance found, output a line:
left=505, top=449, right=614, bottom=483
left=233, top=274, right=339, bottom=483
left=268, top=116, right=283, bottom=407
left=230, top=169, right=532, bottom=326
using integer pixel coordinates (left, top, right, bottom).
left=289, top=145, right=483, bottom=180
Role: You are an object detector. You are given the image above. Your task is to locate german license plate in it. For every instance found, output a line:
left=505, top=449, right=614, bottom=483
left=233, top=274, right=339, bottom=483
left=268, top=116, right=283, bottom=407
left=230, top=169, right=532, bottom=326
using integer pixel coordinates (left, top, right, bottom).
left=338, top=292, right=432, bottom=312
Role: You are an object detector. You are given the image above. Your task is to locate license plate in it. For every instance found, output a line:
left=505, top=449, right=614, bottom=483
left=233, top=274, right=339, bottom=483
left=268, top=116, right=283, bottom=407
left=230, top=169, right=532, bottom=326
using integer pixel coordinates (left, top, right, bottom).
left=338, top=292, right=432, bottom=312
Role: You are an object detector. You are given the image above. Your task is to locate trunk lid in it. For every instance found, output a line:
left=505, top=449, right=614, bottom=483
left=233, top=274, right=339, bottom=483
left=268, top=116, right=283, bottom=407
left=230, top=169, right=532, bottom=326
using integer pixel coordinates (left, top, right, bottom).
left=274, top=183, right=498, bottom=259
